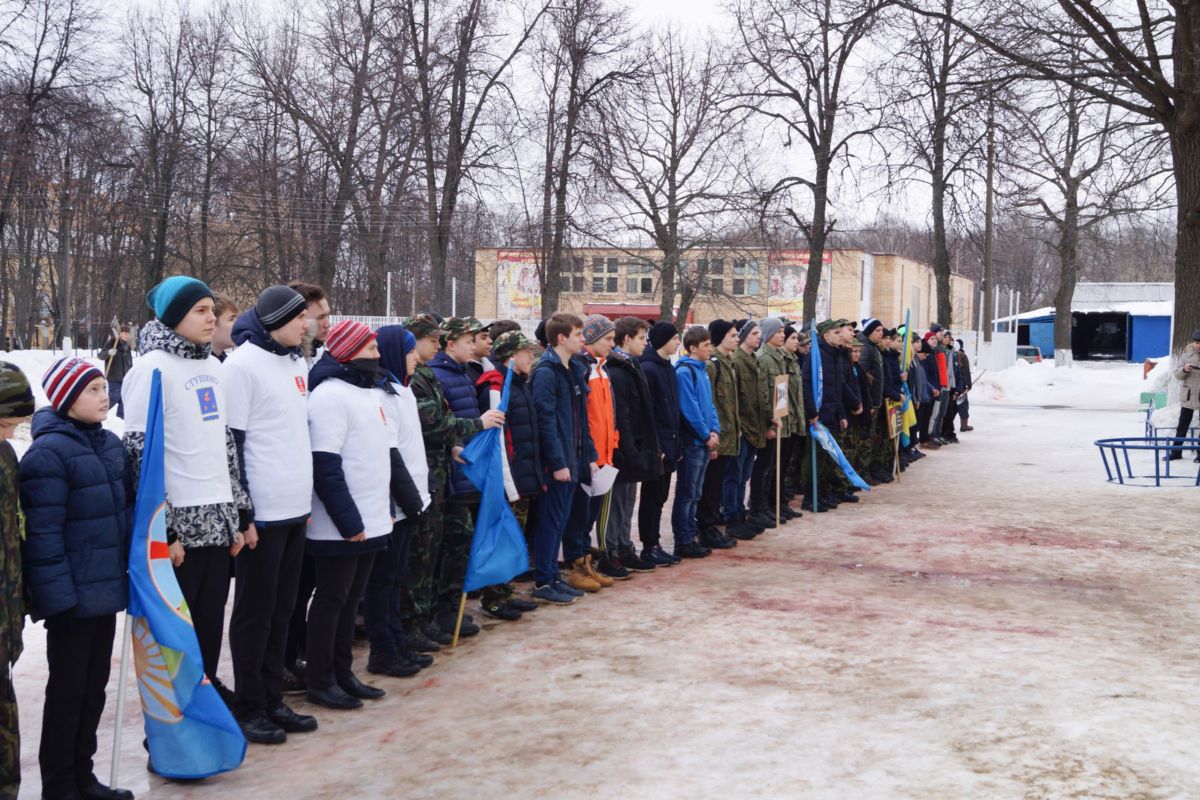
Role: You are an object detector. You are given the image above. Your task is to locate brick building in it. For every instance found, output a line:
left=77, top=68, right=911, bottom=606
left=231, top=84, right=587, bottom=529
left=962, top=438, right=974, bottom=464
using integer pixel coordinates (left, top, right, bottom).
left=473, top=247, right=976, bottom=331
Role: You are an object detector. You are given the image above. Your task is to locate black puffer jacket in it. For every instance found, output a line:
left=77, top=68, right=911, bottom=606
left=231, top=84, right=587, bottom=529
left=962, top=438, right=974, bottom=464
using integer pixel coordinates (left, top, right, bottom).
left=477, top=365, right=543, bottom=497
left=638, top=348, right=680, bottom=470
left=606, top=349, right=663, bottom=483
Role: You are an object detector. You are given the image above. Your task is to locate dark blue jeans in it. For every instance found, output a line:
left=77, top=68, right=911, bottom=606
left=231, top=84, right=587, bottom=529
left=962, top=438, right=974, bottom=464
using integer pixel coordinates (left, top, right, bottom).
left=533, top=480, right=577, bottom=586
left=671, top=443, right=709, bottom=545
left=562, top=485, right=602, bottom=564
left=108, top=380, right=124, bottom=419
left=722, top=437, right=756, bottom=521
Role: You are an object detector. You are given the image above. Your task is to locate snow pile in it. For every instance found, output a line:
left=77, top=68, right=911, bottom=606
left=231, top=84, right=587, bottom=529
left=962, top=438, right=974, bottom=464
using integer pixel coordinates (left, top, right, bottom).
left=973, top=360, right=1145, bottom=410
left=0, top=349, right=124, bottom=457
left=1151, top=404, right=1180, bottom=430
left=1144, top=356, right=1173, bottom=393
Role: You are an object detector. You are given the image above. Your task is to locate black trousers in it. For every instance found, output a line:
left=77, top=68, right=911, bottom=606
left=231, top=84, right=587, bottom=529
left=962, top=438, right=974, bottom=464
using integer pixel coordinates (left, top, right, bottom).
left=697, top=455, right=728, bottom=530
left=284, top=555, right=316, bottom=669
left=916, top=401, right=934, bottom=443
left=1174, top=406, right=1197, bottom=458
left=307, top=552, right=376, bottom=691
left=230, top=521, right=307, bottom=719
left=941, top=393, right=959, bottom=439
left=173, top=545, right=231, bottom=682
left=749, top=442, right=773, bottom=513
left=363, top=521, right=413, bottom=657
left=40, top=613, right=116, bottom=799
left=773, top=436, right=797, bottom=507
left=636, top=470, right=673, bottom=549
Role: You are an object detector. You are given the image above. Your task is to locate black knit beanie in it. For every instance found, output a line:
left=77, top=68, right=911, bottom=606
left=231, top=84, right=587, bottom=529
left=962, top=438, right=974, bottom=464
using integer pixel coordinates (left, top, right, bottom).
left=648, top=321, right=678, bottom=351
left=708, top=319, right=735, bottom=348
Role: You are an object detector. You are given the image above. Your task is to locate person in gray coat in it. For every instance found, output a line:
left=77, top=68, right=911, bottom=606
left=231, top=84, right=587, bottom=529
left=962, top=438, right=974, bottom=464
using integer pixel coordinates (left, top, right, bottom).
left=1169, top=330, right=1200, bottom=461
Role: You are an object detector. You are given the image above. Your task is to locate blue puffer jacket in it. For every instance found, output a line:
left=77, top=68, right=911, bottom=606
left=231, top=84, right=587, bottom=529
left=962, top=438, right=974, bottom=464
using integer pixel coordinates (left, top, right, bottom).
left=477, top=365, right=543, bottom=497
left=531, top=347, right=596, bottom=482
left=428, top=351, right=482, bottom=496
left=20, top=409, right=130, bottom=620
left=639, top=348, right=680, bottom=468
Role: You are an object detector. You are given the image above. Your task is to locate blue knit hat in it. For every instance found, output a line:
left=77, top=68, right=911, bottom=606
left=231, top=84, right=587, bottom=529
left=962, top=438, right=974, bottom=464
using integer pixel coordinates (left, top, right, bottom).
left=377, top=324, right=417, bottom=385
left=146, top=276, right=214, bottom=328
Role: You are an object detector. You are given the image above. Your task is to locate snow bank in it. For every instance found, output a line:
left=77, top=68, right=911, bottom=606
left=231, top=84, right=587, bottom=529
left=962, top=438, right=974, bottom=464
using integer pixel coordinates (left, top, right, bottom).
left=0, top=349, right=125, bottom=457
left=1144, top=355, right=1173, bottom=393
left=973, top=359, right=1146, bottom=410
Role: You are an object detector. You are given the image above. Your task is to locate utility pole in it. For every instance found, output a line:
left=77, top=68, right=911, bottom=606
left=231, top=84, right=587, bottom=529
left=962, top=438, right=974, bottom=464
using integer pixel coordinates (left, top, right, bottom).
left=982, top=98, right=996, bottom=343
left=58, top=149, right=73, bottom=351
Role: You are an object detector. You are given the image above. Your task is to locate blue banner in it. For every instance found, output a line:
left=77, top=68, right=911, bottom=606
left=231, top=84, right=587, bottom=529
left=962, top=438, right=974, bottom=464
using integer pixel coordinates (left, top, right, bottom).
left=127, top=369, right=246, bottom=779
left=810, top=321, right=823, bottom=411
left=461, top=366, right=530, bottom=592
left=810, top=420, right=871, bottom=492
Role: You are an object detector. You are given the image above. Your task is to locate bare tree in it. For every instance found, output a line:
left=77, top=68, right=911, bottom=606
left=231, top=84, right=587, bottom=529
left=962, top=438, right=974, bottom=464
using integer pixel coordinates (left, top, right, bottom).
left=1002, top=68, right=1170, bottom=365
left=588, top=28, right=748, bottom=327
left=733, top=0, right=892, bottom=325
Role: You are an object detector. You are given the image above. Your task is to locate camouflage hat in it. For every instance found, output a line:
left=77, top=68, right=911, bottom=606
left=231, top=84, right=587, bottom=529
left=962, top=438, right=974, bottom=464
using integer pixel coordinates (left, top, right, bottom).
left=797, top=330, right=811, bottom=346
left=835, top=318, right=854, bottom=329
left=848, top=338, right=864, bottom=349
left=816, top=319, right=840, bottom=335
left=403, top=313, right=443, bottom=340
left=0, top=362, right=34, bottom=418
left=439, top=317, right=477, bottom=345
left=464, top=317, right=487, bottom=334
left=492, top=330, right=536, bottom=361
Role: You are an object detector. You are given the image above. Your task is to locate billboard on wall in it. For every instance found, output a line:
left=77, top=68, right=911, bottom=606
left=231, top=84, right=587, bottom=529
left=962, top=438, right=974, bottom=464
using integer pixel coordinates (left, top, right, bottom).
left=767, top=250, right=832, bottom=320
left=496, top=249, right=542, bottom=320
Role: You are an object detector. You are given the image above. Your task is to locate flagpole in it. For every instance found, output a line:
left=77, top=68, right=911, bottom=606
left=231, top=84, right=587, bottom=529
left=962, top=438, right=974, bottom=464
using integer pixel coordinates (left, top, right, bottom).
left=811, top=435, right=818, bottom=512
left=450, top=592, right=468, bottom=648
left=775, top=432, right=781, bottom=527
left=109, top=611, right=133, bottom=787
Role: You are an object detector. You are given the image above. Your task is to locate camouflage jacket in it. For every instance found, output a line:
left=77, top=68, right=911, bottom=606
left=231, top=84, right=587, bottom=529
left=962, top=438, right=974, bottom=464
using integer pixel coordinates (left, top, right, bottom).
left=0, top=441, right=22, bottom=666
left=409, top=363, right=483, bottom=497
left=707, top=352, right=740, bottom=456
left=732, top=348, right=769, bottom=449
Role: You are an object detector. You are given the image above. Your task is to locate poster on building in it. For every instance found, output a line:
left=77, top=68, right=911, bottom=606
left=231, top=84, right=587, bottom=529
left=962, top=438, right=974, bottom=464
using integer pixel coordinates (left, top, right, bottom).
left=496, top=249, right=542, bottom=320
left=767, top=250, right=832, bottom=321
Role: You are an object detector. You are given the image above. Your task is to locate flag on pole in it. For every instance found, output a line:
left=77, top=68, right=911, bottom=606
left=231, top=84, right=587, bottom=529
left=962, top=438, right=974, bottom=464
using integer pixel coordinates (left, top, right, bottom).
left=808, top=321, right=870, bottom=491
left=897, top=309, right=917, bottom=447
left=460, top=366, right=530, bottom=592
left=127, top=370, right=246, bottom=779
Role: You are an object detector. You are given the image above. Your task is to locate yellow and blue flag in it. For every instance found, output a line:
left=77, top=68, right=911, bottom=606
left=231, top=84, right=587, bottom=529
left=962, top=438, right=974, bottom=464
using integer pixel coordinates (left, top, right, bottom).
left=127, top=369, right=246, bottom=779
left=460, top=366, right=530, bottom=592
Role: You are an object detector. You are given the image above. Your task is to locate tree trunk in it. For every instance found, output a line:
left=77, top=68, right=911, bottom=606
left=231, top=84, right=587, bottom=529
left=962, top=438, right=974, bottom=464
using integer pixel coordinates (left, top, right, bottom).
left=802, top=159, right=830, bottom=325
left=659, top=250, right=677, bottom=322
left=1053, top=192, right=1079, bottom=367
left=1171, top=124, right=1200, bottom=355
left=930, top=134, right=952, bottom=327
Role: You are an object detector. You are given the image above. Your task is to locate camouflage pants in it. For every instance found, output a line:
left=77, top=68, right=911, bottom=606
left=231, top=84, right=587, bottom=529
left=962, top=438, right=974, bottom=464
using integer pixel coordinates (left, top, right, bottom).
left=480, top=498, right=530, bottom=607
left=0, top=667, right=17, bottom=800
left=801, top=430, right=848, bottom=498
left=401, top=492, right=445, bottom=625
left=433, top=499, right=476, bottom=618
left=872, top=405, right=898, bottom=474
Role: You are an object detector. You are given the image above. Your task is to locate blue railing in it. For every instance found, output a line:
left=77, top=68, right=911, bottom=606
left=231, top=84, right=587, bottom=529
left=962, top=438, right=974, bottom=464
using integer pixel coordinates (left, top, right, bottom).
left=1094, top=437, right=1200, bottom=487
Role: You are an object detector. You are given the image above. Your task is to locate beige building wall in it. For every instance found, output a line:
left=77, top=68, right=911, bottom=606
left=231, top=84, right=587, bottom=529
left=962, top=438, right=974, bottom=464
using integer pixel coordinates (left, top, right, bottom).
left=473, top=247, right=976, bottom=330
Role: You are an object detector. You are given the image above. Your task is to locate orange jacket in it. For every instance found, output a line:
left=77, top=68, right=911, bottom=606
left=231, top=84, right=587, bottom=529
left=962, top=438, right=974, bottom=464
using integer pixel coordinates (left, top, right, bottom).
left=584, top=355, right=618, bottom=466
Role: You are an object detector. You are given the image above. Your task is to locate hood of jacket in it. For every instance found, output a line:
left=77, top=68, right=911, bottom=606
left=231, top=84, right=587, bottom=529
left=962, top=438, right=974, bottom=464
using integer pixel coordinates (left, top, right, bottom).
left=231, top=309, right=301, bottom=358
left=139, top=318, right=212, bottom=361
left=377, top=325, right=416, bottom=386
left=30, top=407, right=105, bottom=445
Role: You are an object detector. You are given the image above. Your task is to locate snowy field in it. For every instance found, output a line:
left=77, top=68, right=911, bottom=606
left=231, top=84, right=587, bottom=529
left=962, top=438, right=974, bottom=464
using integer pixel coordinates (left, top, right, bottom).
left=7, top=356, right=1199, bottom=798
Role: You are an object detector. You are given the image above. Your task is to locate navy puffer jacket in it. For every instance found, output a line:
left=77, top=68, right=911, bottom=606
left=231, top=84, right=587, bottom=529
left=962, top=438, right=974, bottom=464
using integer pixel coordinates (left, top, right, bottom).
left=477, top=365, right=543, bottom=497
left=531, top=347, right=596, bottom=482
left=428, top=351, right=482, bottom=496
left=20, top=409, right=130, bottom=620
left=638, top=348, right=680, bottom=469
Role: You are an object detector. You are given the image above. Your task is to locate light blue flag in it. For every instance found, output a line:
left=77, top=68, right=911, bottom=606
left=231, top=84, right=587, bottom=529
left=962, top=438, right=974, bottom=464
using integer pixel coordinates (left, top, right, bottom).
left=127, top=370, right=246, bottom=780
left=461, top=366, right=530, bottom=592
left=810, top=420, right=872, bottom=492
left=810, top=321, right=823, bottom=410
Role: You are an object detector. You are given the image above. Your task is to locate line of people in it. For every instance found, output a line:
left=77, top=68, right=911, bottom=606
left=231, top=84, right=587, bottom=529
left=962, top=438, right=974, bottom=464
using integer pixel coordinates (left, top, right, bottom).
left=0, top=273, right=975, bottom=800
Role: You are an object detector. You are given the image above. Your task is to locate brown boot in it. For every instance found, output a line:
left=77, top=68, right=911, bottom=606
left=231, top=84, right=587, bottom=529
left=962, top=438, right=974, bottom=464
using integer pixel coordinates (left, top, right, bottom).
left=960, top=419, right=974, bottom=432
left=565, top=558, right=601, bottom=592
left=584, top=554, right=614, bottom=588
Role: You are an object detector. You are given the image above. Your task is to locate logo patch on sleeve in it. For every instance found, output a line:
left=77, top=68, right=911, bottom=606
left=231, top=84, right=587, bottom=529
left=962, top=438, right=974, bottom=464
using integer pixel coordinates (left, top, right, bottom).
left=196, top=387, right=220, bottom=421
left=295, top=376, right=307, bottom=395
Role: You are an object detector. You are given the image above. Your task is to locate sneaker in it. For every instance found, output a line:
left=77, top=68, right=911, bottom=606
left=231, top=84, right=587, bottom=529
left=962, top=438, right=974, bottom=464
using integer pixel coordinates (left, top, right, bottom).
left=367, top=653, right=421, bottom=678
left=532, top=583, right=578, bottom=605
left=641, top=545, right=680, bottom=567
left=405, top=628, right=442, bottom=652
left=506, top=596, right=539, bottom=612
left=583, top=554, right=615, bottom=587
left=619, top=545, right=656, bottom=572
left=749, top=512, right=777, bottom=530
left=422, top=621, right=452, bottom=646
left=554, top=576, right=586, bottom=597
left=838, top=491, right=860, bottom=503
left=482, top=600, right=522, bottom=621
left=726, top=521, right=757, bottom=540
left=675, top=540, right=710, bottom=559
left=565, top=559, right=602, bottom=592
left=699, top=527, right=736, bottom=549
left=281, top=670, right=307, bottom=695
left=598, top=554, right=631, bottom=581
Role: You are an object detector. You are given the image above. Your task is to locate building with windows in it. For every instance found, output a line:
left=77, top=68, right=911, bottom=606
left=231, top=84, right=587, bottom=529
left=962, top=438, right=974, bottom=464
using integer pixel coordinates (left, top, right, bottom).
left=473, top=246, right=976, bottom=330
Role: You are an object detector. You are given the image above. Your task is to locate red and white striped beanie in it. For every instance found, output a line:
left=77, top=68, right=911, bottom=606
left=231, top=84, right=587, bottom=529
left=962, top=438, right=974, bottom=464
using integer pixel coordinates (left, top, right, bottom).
left=325, top=320, right=377, bottom=363
left=42, top=357, right=104, bottom=413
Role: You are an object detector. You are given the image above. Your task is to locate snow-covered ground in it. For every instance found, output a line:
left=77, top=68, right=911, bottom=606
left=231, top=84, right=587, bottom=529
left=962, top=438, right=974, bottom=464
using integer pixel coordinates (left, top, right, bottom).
left=7, top=355, right=1199, bottom=798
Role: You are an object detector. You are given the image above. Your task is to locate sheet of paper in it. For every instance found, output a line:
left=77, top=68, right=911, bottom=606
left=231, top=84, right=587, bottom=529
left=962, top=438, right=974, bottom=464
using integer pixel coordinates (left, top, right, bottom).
left=581, top=465, right=619, bottom=497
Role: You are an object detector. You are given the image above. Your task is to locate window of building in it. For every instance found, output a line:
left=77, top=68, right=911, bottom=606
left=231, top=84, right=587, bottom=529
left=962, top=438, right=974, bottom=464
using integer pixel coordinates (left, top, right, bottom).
left=561, top=256, right=585, bottom=292
left=732, top=278, right=760, bottom=296
left=733, top=258, right=758, bottom=276
left=708, top=277, right=723, bottom=295
left=627, top=277, right=654, bottom=294
left=592, top=256, right=618, bottom=293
